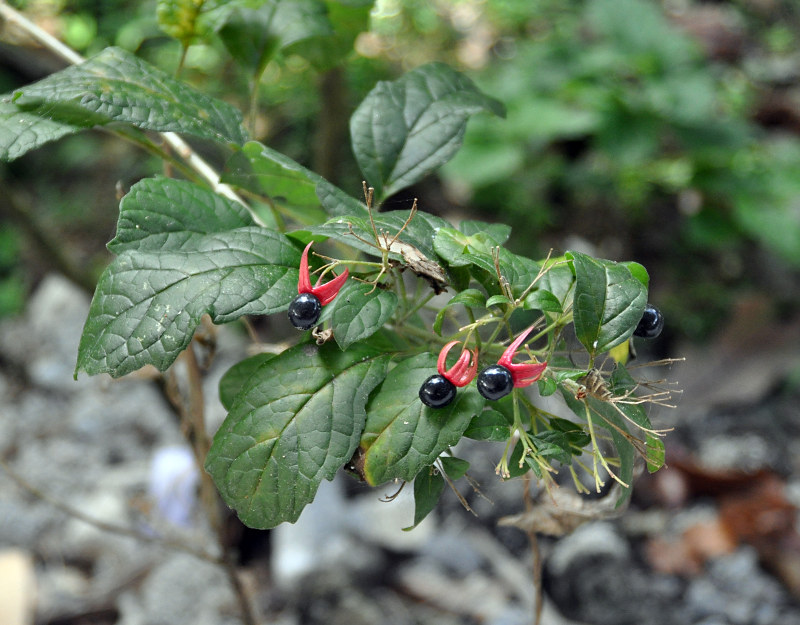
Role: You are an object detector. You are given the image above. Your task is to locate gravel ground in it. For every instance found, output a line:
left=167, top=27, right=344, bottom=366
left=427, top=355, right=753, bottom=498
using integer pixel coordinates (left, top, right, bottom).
left=1, top=274, right=799, bottom=625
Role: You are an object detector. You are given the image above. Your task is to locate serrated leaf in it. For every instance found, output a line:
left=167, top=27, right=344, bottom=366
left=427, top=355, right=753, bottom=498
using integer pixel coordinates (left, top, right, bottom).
left=0, top=98, right=78, bottom=162
left=463, top=410, right=510, bottom=441
left=12, top=47, right=247, bottom=147
left=76, top=228, right=300, bottom=378
left=360, top=354, right=484, bottom=486
left=568, top=251, right=647, bottom=357
left=219, top=352, right=276, bottom=410
left=350, top=62, right=505, bottom=200
left=206, top=343, right=389, bottom=529
left=109, top=178, right=254, bottom=253
left=325, top=281, right=398, bottom=350
left=223, top=141, right=360, bottom=223
left=404, top=466, right=445, bottom=531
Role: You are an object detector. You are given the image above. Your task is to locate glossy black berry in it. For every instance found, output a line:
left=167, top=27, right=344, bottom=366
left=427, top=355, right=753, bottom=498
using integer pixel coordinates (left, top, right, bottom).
left=419, top=374, right=457, bottom=408
left=634, top=304, right=664, bottom=339
left=477, top=365, right=514, bottom=401
left=288, top=293, right=322, bottom=330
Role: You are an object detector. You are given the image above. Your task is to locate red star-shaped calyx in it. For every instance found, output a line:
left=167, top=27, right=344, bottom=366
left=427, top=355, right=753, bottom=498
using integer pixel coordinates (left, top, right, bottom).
left=437, top=341, right=479, bottom=387
left=497, top=324, right=547, bottom=387
left=298, top=242, right=349, bottom=305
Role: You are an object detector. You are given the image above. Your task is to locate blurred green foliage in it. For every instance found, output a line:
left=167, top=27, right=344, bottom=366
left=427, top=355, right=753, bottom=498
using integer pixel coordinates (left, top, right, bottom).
left=2, top=0, right=800, bottom=339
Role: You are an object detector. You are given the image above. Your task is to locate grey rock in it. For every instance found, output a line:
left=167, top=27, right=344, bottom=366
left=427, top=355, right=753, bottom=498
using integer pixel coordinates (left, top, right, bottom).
left=119, top=553, right=240, bottom=625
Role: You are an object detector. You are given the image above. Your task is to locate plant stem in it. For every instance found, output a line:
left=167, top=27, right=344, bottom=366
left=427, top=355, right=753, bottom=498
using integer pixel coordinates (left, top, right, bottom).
left=0, top=1, right=259, bottom=221
left=522, top=474, right=544, bottom=625
left=175, top=44, right=189, bottom=78
left=178, top=345, right=258, bottom=625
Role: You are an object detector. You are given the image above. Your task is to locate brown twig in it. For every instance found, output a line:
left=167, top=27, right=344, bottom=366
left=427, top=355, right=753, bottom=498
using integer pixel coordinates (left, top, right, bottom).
left=522, top=474, right=544, bottom=625
left=174, top=344, right=259, bottom=625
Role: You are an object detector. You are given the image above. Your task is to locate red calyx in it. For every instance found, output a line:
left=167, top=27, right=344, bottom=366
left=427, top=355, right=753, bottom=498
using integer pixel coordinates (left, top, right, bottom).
left=437, top=341, right=478, bottom=387
left=497, top=324, right=547, bottom=387
left=298, top=242, right=349, bottom=306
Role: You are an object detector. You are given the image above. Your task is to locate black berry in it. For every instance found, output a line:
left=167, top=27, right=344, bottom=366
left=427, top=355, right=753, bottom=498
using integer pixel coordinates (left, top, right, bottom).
left=419, top=374, right=457, bottom=408
left=477, top=365, right=514, bottom=401
left=288, top=293, right=322, bottom=330
left=634, top=304, right=664, bottom=339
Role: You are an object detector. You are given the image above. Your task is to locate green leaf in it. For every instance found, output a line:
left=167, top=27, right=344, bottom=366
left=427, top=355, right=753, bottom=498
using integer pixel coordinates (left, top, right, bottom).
left=440, top=456, right=470, bottom=480
left=281, top=0, right=371, bottom=70
left=645, top=434, right=665, bottom=473
left=350, top=62, right=505, bottom=200
left=219, top=353, right=276, bottom=410
left=0, top=98, right=78, bottom=162
left=537, top=376, right=558, bottom=397
left=219, top=0, right=332, bottom=77
left=324, top=281, right=398, bottom=350
left=560, top=389, right=635, bottom=507
left=12, top=47, right=247, bottom=146
left=223, top=141, right=359, bottom=223
left=506, top=440, right=532, bottom=479
left=531, top=431, right=572, bottom=465
left=312, top=208, right=448, bottom=263
left=524, top=289, right=563, bottom=313
left=76, top=228, right=300, bottom=378
left=433, top=228, right=539, bottom=298
left=568, top=251, right=647, bottom=357
left=463, top=410, right=510, bottom=441
left=549, top=417, right=590, bottom=448
left=459, top=219, right=511, bottom=245
left=536, top=257, right=576, bottom=314
left=431, top=228, right=473, bottom=267
left=432, top=288, right=485, bottom=335
left=486, top=294, right=512, bottom=308
left=157, top=0, right=231, bottom=45
left=360, top=354, right=484, bottom=486
left=108, top=178, right=254, bottom=253
left=206, top=343, right=390, bottom=529
left=622, top=261, right=650, bottom=289
left=404, top=466, right=445, bottom=531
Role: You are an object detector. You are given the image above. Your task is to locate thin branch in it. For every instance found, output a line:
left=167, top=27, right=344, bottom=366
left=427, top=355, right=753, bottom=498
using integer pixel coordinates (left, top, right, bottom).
left=172, top=345, right=259, bottom=625
left=0, top=456, right=222, bottom=566
left=522, top=474, right=544, bottom=625
left=0, top=1, right=254, bottom=215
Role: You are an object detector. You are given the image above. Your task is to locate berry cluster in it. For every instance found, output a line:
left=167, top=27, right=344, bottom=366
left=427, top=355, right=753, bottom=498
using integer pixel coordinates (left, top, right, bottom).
left=419, top=324, right=547, bottom=408
left=286, top=244, right=664, bottom=411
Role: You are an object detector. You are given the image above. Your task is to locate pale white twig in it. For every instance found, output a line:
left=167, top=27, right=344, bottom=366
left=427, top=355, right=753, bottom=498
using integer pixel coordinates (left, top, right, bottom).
left=0, top=1, right=250, bottom=211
